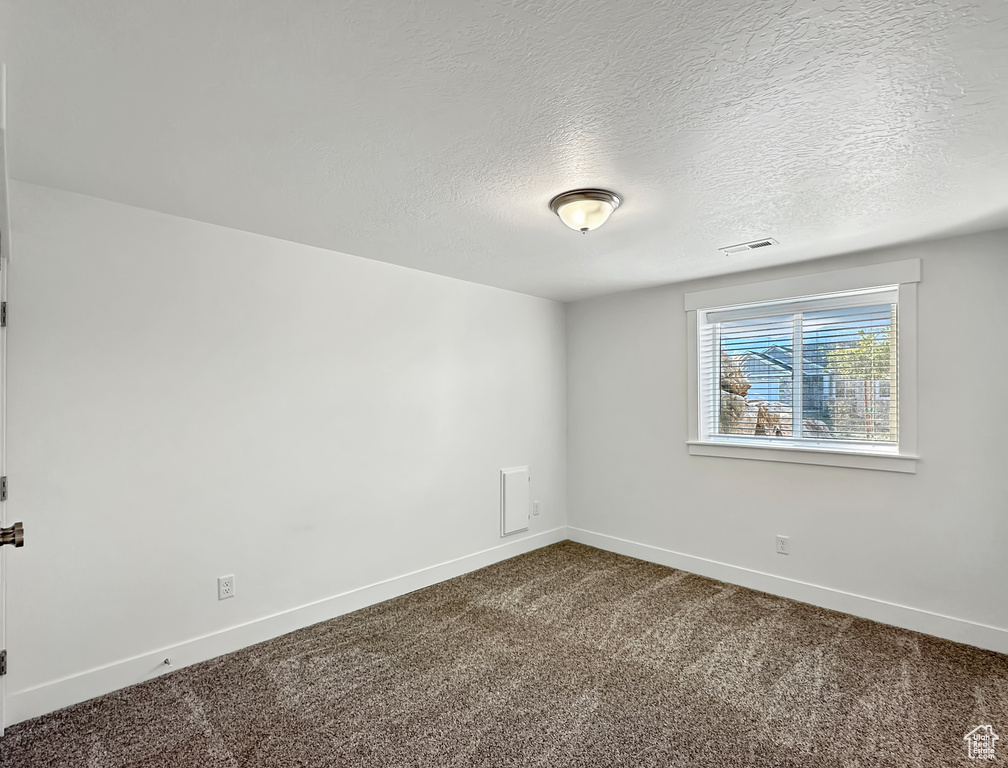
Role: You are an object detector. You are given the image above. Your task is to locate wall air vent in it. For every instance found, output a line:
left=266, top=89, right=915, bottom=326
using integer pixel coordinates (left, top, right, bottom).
left=719, top=237, right=779, bottom=256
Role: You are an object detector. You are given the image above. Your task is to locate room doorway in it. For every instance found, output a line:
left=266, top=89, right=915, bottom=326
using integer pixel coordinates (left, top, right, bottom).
left=0, top=255, right=7, bottom=736
left=0, top=63, right=11, bottom=736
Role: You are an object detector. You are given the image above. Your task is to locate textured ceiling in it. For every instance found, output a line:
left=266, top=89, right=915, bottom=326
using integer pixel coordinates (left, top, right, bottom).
left=1, top=0, right=1007, bottom=301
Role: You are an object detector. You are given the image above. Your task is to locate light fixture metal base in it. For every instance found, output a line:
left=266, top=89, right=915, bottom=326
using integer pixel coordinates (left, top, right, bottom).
left=548, top=188, right=621, bottom=215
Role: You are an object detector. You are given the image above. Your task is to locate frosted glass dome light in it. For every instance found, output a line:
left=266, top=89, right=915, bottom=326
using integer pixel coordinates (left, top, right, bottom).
left=549, top=188, right=621, bottom=233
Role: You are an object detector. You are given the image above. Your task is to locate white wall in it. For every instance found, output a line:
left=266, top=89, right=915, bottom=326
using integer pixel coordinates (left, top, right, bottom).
left=7, top=178, right=1006, bottom=726
left=4, top=181, right=567, bottom=723
left=567, top=229, right=1008, bottom=652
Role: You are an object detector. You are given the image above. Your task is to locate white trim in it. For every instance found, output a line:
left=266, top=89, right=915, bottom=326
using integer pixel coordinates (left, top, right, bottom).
left=685, top=310, right=700, bottom=443
left=567, top=527, right=1008, bottom=655
left=684, top=259, right=920, bottom=311
left=0, top=63, right=10, bottom=264
left=686, top=259, right=920, bottom=469
left=0, top=63, right=10, bottom=738
left=4, top=527, right=567, bottom=727
left=897, top=282, right=918, bottom=457
left=9, top=524, right=1005, bottom=726
left=686, top=441, right=918, bottom=473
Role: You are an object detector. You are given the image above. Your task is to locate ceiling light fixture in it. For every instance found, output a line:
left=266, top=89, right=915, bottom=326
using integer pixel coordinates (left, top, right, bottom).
left=549, top=188, right=621, bottom=233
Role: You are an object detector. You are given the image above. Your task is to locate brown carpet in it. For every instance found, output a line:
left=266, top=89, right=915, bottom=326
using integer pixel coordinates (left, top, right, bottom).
left=2, top=541, right=1006, bottom=767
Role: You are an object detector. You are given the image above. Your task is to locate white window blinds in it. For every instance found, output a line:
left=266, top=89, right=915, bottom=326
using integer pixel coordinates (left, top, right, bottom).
left=699, top=287, right=899, bottom=450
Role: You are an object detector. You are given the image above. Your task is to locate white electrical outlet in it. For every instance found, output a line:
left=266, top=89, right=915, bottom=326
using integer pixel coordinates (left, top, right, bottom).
left=218, top=575, right=235, bottom=600
left=776, top=535, right=790, bottom=555
left=533, top=500, right=541, bottom=516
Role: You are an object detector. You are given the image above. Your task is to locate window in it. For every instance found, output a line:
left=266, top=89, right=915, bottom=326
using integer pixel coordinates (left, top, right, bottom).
left=685, top=261, right=919, bottom=473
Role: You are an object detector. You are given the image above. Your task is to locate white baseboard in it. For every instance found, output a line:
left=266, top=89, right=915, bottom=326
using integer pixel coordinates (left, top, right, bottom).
left=568, top=527, right=1008, bottom=655
left=5, top=527, right=567, bottom=727
left=9, top=524, right=1005, bottom=728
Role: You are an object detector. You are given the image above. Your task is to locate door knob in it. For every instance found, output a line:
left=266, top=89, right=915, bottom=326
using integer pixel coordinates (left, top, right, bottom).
left=0, top=521, right=24, bottom=548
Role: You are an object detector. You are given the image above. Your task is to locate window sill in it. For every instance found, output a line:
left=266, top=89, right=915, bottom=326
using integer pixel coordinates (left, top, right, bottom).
left=686, top=441, right=918, bottom=473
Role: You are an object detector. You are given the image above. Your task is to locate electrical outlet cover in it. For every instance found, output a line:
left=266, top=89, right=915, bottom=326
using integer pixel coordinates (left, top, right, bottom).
left=218, top=575, right=235, bottom=600
left=776, top=535, right=790, bottom=555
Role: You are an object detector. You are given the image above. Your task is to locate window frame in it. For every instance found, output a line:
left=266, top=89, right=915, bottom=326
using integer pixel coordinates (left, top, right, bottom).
left=685, top=260, right=920, bottom=473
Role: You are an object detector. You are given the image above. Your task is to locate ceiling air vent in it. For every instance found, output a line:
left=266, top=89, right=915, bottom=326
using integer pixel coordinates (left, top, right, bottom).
left=719, top=237, right=779, bottom=256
